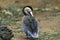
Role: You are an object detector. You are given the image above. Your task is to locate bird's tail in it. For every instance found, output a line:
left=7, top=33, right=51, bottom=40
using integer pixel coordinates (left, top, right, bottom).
left=27, top=31, right=39, bottom=38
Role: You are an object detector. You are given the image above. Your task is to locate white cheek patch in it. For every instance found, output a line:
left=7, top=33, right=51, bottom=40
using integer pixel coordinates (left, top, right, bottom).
left=24, top=8, right=28, bottom=14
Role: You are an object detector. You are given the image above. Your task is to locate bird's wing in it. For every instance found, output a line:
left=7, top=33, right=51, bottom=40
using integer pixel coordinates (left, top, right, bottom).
left=23, top=16, right=38, bottom=32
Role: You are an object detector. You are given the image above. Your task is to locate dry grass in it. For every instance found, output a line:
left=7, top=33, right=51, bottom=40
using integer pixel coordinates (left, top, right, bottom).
left=7, top=11, right=60, bottom=40
left=0, top=0, right=60, bottom=40
left=0, top=0, right=60, bottom=8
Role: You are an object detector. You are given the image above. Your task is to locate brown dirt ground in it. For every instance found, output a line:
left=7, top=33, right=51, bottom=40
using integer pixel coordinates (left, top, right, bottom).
left=8, top=12, right=60, bottom=40
left=0, top=0, right=60, bottom=40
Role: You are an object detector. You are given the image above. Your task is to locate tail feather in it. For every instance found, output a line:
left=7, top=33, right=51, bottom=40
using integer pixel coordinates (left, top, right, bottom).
left=27, top=31, right=39, bottom=38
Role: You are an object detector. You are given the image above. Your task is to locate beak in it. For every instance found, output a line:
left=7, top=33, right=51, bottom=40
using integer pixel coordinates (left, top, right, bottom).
left=28, top=11, right=33, bottom=16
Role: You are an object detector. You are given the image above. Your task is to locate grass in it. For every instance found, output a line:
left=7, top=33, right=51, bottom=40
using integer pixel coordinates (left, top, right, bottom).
left=0, top=7, right=60, bottom=25
left=0, top=7, right=60, bottom=40
left=12, top=27, right=60, bottom=40
left=40, top=31, right=60, bottom=40
left=0, top=0, right=60, bottom=40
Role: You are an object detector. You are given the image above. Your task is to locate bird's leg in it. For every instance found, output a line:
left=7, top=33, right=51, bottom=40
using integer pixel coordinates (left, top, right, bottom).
left=26, top=33, right=30, bottom=39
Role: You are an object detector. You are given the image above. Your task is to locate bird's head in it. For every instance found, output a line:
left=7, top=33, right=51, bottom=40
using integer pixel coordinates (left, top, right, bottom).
left=22, top=6, right=33, bottom=16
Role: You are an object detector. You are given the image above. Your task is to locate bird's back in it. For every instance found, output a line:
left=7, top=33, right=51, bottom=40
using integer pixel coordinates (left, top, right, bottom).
left=22, top=16, right=38, bottom=33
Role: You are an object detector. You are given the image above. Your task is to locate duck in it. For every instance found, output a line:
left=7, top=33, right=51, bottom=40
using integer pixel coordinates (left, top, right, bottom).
left=22, top=6, right=39, bottom=39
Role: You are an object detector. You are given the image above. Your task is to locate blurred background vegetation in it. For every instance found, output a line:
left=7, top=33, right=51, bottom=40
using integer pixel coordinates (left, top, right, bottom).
left=0, top=0, right=60, bottom=40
